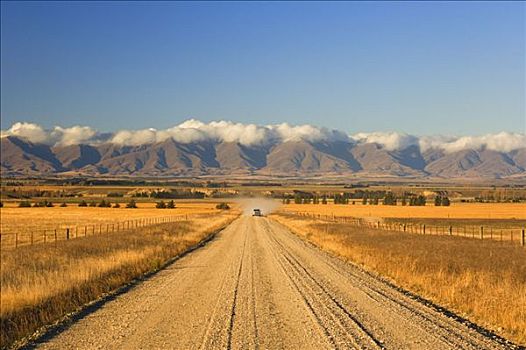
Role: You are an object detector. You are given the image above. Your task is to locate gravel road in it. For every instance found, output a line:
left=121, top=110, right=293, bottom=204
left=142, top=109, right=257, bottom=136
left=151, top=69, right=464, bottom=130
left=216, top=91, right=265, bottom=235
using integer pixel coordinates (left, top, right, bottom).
left=32, top=216, right=512, bottom=349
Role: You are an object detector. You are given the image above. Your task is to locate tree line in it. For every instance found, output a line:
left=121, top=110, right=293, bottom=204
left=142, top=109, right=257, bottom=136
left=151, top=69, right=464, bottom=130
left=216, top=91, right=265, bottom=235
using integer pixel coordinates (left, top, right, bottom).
left=282, top=191, right=450, bottom=206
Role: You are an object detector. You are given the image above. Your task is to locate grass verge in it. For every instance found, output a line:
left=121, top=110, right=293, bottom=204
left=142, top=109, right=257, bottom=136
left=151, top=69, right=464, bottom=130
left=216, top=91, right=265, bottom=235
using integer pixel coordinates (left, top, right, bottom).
left=271, top=212, right=526, bottom=345
left=0, top=212, right=238, bottom=349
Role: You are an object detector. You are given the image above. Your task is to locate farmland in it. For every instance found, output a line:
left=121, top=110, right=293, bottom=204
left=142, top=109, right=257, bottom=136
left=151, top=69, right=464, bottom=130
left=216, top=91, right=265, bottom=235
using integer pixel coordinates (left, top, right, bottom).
left=280, top=201, right=526, bottom=220
left=0, top=201, right=228, bottom=249
left=1, top=181, right=526, bottom=348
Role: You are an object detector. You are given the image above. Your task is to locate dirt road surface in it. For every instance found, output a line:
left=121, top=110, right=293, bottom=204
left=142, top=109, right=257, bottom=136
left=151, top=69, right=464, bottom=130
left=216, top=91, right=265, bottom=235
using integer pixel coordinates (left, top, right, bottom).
left=32, top=217, right=511, bottom=349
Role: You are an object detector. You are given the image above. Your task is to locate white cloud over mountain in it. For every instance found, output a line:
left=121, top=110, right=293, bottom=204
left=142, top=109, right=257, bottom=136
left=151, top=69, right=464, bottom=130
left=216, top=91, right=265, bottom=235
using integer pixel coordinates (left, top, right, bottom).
left=1, top=119, right=525, bottom=153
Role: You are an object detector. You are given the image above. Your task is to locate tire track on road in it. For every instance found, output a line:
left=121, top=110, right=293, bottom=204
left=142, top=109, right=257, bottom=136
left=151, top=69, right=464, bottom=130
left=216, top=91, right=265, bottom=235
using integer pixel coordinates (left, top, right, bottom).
left=266, top=218, right=514, bottom=350
left=261, top=219, right=383, bottom=350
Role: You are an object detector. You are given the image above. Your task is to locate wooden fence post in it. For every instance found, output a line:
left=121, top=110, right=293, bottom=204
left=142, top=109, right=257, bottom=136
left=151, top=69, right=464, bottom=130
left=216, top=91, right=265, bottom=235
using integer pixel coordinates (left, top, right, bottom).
left=449, top=226, right=452, bottom=235
left=480, top=226, right=483, bottom=240
left=521, top=229, right=525, bottom=247
left=54, top=229, right=57, bottom=243
left=423, top=225, right=426, bottom=234
left=66, top=228, right=70, bottom=240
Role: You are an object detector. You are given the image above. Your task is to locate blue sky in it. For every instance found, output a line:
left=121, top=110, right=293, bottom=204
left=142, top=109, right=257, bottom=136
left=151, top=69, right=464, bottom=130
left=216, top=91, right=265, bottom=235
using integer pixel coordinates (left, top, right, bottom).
left=1, top=1, right=524, bottom=135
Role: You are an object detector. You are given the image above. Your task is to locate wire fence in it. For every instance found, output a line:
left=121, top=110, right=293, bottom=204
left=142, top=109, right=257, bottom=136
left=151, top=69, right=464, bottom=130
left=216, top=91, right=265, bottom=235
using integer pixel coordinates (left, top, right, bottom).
left=293, top=212, right=526, bottom=247
left=0, top=214, right=193, bottom=250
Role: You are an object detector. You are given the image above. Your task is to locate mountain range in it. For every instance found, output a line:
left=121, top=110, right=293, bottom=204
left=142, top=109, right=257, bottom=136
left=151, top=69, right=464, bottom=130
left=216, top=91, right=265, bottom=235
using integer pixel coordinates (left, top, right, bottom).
left=1, top=135, right=525, bottom=179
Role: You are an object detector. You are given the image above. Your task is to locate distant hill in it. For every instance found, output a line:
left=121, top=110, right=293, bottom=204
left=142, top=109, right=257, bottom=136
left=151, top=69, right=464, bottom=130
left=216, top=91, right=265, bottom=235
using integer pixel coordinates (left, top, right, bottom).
left=2, top=135, right=525, bottom=179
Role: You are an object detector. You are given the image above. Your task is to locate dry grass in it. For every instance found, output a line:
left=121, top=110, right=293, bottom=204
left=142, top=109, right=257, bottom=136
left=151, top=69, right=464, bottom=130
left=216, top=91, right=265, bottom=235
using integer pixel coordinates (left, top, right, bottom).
left=281, top=202, right=526, bottom=220
left=271, top=213, right=526, bottom=345
left=0, top=201, right=226, bottom=236
left=0, top=211, right=239, bottom=349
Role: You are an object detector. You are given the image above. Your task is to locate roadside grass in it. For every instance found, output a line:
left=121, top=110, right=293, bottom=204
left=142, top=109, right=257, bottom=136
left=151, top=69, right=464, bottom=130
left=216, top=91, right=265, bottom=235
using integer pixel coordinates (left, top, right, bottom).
left=0, top=212, right=238, bottom=349
left=271, top=212, right=526, bottom=345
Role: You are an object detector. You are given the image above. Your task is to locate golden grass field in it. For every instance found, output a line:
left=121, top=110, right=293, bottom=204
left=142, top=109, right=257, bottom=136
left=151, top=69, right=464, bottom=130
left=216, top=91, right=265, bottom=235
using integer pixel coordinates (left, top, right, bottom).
left=281, top=202, right=526, bottom=220
left=271, top=212, right=526, bottom=345
left=0, top=209, right=239, bottom=348
left=0, top=201, right=234, bottom=248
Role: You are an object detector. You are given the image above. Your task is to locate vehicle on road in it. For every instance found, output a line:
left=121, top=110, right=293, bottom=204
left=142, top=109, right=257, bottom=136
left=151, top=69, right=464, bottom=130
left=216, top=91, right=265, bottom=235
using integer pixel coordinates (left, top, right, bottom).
left=253, top=209, right=262, bottom=216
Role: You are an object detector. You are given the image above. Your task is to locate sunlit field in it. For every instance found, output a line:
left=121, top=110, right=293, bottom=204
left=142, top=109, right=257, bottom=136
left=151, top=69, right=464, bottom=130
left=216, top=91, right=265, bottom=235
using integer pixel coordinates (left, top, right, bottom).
left=0, top=201, right=234, bottom=248
left=281, top=202, right=526, bottom=220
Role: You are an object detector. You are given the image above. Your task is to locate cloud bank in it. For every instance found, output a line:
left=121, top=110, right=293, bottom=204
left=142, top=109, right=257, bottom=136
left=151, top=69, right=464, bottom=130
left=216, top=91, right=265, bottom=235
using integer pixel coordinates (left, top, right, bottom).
left=1, top=119, right=525, bottom=153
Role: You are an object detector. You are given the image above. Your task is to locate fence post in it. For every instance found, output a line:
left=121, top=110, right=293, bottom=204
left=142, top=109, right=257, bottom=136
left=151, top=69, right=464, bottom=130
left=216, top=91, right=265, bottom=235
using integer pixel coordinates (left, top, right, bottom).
left=480, top=226, right=483, bottom=240
left=15, top=232, right=18, bottom=248
left=521, top=229, right=525, bottom=247
left=66, top=228, right=70, bottom=240
left=449, top=226, right=452, bottom=236
left=54, top=229, right=57, bottom=243
left=85, top=226, right=87, bottom=237
left=423, top=225, right=426, bottom=234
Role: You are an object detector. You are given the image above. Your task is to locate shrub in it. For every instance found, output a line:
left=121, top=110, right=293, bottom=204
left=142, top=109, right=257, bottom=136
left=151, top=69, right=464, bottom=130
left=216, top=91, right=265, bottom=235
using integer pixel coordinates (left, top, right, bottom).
left=98, top=200, right=111, bottom=208
left=156, top=201, right=166, bottom=209
left=33, top=200, right=54, bottom=208
left=107, top=192, right=124, bottom=198
left=383, top=192, right=397, bottom=205
left=18, top=201, right=31, bottom=208
left=78, top=200, right=88, bottom=207
left=0, top=201, right=3, bottom=208
left=166, top=200, right=176, bottom=209
left=113, top=203, right=120, bottom=208
left=216, top=202, right=230, bottom=210
left=126, top=200, right=137, bottom=208
left=60, top=202, right=68, bottom=207
left=89, top=201, right=97, bottom=207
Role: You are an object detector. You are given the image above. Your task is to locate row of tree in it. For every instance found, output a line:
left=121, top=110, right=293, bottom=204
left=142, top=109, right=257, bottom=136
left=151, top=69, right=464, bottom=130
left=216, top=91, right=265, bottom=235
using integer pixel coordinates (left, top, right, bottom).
left=282, top=192, right=450, bottom=207
left=133, top=189, right=205, bottom=199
